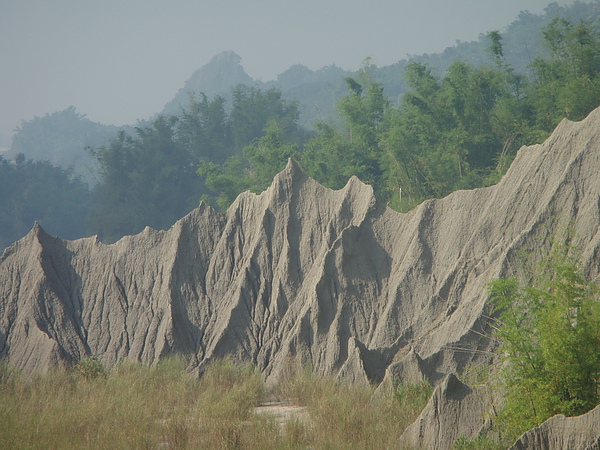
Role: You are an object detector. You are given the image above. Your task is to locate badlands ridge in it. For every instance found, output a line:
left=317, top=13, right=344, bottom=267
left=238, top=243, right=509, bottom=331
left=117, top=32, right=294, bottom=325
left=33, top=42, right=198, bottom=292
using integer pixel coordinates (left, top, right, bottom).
left=2, top=107, right=600, bottom=447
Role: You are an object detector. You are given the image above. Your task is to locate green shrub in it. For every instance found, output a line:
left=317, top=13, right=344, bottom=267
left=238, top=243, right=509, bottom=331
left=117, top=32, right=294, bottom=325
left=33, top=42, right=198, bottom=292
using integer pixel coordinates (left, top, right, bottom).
left=487, top=248, right=600, bottom=439
left=395, top=378, right=433, bottom=411
left=73, top=357, right=106, bottom=380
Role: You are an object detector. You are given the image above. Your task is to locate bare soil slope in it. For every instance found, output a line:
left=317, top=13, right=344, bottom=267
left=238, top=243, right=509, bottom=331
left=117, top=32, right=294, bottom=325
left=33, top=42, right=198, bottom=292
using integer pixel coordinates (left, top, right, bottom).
left=1, top=107, right=600, bottom=387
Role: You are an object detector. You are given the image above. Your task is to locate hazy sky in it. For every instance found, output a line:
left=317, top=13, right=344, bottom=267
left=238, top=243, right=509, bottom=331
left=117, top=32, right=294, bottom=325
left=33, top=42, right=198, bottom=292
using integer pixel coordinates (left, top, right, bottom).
left=0, top=0, right=574, bottom=141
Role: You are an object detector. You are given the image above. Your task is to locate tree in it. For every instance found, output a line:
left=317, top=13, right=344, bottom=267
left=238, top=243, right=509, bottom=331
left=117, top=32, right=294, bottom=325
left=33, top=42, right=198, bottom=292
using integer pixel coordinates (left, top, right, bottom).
left=486, top=30, right=504, bottom=66
left=300, top=122, right=353, bottom=191
left=487, top=246, right=600, bottom=439
left=197, top=156, right=250, bottom=211
left=199, top=121, right=300, bottom=210
left=300, top=60, right=390, bottom=198
left=0, top=154, right=92, bottom=251
left=243, top=120, right=299, bottom=192
left=88, top=115, right=202, bottom=242
left=229, top=85, right=305, bottom=152
left=337, top=73, right=388, bottom=190
left=529, top=18, right=600, bottom=130
left=176, top=93, right=232, bottom=164
left=383, top=55, right=519, bottom=207
left=196, top=86, right=309, bottom=210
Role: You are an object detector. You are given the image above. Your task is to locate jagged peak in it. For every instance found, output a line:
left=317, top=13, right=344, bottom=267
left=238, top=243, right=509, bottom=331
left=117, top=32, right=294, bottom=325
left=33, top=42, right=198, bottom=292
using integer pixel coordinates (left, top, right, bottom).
left=271, top=158, right=375, bottom=197
left=12, top=221, right=64, bottom=255
left=2, top=107, right=600, bottom=385
left=284, top=157, right=301, bottom=172
left=343, top=174, right=375, bottom=196
left=234, top=158, right=309, bottom=208
left=28, top=221, right=51, bottom=241
left=275, top=158, right=305, bottom=182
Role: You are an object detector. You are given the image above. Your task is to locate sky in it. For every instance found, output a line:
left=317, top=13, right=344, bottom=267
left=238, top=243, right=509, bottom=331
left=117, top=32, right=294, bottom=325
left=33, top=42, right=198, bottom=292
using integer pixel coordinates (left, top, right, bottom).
left=0, top=0, right=574, bottom=143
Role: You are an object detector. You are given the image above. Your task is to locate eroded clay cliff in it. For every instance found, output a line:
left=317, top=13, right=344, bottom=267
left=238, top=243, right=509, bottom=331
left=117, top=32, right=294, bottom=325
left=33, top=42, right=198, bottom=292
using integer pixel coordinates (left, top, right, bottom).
left=1, top=107, right=600, bottom=392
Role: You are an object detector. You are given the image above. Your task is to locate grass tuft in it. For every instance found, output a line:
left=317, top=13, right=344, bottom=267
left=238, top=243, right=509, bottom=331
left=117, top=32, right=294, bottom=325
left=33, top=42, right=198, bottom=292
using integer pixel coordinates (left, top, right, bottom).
left=0, top=357, right=433, bottom=448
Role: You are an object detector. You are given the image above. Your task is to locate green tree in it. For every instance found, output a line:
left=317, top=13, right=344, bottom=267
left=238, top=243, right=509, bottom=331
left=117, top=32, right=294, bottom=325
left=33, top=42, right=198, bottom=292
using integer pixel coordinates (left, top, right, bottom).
left=337, top=68, right=388, bottom=190
left=300, top=60, right=389, bottom=199
left=382, top=62, right=442, bottom=208
left=243, top=120, right=299, bottom=192
left=300, top=122, right=352, bottom=191
left=0, top=154, right=92, bottom=251
left=487, top=247, right=600, bottom=439
left=486, top=30, right=504, bottom=66
left=229, top=85, right=305, bottom=152
left=197, top=85, right=309, bottom=210
left=199, top=121, right=300, bottom=210
left=88, top=115, right=202, bottom=242
left=176, top=93, right=232, bottom=163
left=529, top=18, right=600, bottom=130
left=383, top=56, right=518, bottom=207
left=197, top=156, right=249, bottom=211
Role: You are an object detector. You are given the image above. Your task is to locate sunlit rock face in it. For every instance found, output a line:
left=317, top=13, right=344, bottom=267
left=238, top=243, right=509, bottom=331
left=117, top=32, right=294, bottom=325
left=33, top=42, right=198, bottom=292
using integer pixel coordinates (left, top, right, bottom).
left=509, top=404, right=600, bottom=449
left=1, top=107, right=600, bottom=387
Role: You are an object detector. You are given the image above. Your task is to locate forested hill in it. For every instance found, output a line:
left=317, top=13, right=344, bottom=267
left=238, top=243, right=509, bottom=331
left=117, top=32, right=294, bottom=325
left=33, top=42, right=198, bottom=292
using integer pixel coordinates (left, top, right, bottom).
left=161, top=51, right=351, bottom=132
left=2, top=1, right=600, bottom=249
left=9, top=1, right=598, bottom=176
left=6, top=107, right=127, bottom=186
left=162, top=1, right=600, bottom=130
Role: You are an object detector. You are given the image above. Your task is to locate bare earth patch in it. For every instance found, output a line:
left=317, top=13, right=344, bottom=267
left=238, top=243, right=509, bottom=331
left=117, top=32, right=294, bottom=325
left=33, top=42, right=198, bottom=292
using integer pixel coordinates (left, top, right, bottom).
left=254, top=401, right=309, bottom=427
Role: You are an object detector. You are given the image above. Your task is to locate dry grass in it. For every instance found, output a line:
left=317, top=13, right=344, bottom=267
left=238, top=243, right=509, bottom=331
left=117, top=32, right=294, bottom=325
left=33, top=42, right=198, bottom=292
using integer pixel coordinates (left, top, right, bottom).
left=0, top=358, right=432, bottom=449
left=275, top=368, right=433, bottom=448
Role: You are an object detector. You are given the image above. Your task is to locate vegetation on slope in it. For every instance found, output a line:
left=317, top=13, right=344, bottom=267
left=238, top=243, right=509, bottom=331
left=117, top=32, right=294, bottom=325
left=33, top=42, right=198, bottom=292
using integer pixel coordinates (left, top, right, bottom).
left=0, top=357, right=431, bottom=449
left=80, top=15, right=600, bottom=244
left=199, top=17, right=600, bottom=211
left=0, top=154, right=91, bottom=251
left=2, top=4, right=599, bottom=247
left=487, top=242, right=600, bottom=440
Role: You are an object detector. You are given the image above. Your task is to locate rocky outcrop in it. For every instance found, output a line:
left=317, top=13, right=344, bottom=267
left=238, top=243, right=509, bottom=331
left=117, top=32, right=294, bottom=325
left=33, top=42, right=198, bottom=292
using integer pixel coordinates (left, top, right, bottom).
left=398, top=373, right=495, bottom=449
left=1, top=107, right=600, bottom=389
left=398, top=374, right=600, bottom=449
left=509, top=405, right=600, bottom=449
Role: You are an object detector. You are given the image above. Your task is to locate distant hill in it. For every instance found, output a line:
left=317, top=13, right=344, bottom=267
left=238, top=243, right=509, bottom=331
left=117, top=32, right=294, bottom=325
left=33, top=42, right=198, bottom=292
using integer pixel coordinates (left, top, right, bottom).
left=2, top=103, right=599, bottom=392
left=7, top=107, right=130, bottom=186
left=410, top=1, right=600, bottom=74
left=162, top=1, right=600, bottom=129
left=161, top=51, right=352, bottom=129
left=10, top=1, right=600, bottom=178
left=162, top=51, right=257, bottom=117
left=267, top=64, right=351, bottom=129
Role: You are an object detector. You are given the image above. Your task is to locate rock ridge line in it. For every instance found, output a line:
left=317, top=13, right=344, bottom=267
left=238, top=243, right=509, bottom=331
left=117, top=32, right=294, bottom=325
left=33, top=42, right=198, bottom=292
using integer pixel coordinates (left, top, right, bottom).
left=1, top=108, right=600, bottom=388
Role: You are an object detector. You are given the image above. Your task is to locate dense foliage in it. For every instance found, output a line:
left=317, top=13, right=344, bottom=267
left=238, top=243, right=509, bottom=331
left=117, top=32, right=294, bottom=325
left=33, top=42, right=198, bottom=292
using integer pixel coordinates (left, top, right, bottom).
left=87, top=87, right=308, bottom=242
left=487, top=244, right=600, bottom=439
left=2, top=10, right=599, bottom=248
left=87, top=116, right=204, bottom=243
left=9, top=106, right=124, bottom=186
left=200, top=18, right=600, bottom=212
left=0, top=154, right=91, bottom=251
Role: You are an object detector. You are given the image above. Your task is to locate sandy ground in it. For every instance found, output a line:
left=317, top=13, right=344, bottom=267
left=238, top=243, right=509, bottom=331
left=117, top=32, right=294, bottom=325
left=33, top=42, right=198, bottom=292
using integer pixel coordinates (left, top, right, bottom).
left=254, top=401, right=309, bottom=427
